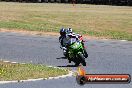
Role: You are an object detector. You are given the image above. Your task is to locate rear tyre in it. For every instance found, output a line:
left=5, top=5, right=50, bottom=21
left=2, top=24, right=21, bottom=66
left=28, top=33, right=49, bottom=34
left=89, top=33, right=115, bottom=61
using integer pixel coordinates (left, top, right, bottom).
left=83, top=48, right=88, bottom=58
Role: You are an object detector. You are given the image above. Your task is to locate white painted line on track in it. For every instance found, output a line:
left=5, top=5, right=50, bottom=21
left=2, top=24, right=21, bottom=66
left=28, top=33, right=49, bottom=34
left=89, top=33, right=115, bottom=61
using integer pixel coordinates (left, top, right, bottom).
left=11, top=62, right=18, bottom=64
left=0, top=81, right=18, bottom=84
left=3, top=61, right=10, bottom=63
left=20, top=78, right=44, bottom=82
left=120, top=40, right=127, bottom=42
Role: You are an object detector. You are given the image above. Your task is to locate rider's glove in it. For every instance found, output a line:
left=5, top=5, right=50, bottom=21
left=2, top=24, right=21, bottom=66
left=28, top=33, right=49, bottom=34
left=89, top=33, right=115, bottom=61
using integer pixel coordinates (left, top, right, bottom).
left=62, top=47, right=67, bottom=50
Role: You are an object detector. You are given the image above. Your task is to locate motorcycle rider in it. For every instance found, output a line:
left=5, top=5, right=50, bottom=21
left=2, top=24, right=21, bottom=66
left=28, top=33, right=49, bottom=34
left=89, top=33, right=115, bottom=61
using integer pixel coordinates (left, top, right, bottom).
left=59, top=28, right=67, bottom=47
left=59, top=28, right=75, bottom=48
left=65, top=32, right=78, bottom=63
left=67, top=28, right=73, bottom=34
left=59, top=28, right=76, bottom=63
left=59, top=28, right=69, bottom=58
left=66, top=28, right=88, bottom=58
left=59, top=28, right=88, bottom=63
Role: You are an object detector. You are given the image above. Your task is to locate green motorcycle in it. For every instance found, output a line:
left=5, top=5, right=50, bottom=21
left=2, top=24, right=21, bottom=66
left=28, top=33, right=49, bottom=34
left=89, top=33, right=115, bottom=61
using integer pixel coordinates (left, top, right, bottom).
left=67, top=41, right=86, bottom=66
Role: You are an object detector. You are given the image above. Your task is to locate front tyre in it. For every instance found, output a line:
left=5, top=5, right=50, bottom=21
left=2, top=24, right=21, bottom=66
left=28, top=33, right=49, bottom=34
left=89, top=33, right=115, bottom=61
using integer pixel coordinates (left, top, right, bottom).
left=78, top=53, right=86, bottom=66
left=83, top=48, right=88, bottom=58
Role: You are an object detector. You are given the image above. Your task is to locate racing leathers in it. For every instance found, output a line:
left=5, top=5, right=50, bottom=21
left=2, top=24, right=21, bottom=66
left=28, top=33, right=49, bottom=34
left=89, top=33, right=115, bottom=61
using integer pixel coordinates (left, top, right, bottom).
left=59, top=32, right=88, bottom=63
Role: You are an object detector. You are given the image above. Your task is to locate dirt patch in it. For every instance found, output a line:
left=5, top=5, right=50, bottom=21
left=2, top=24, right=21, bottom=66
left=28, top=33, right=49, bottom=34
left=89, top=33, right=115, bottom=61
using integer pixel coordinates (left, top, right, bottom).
left=0, top=28, right=58, bottom=36
left=0, top=28, right=108, bottom=40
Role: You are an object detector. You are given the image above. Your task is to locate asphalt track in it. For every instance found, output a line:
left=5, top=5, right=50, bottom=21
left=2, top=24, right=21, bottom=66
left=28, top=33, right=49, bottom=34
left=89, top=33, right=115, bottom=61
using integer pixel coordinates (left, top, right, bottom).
left=0, top=32, right=132, bottom=88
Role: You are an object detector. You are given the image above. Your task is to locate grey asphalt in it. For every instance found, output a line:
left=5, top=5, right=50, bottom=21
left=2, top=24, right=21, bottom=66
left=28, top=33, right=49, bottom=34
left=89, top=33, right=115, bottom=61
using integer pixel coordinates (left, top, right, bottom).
left=0, top=32, right=132, bottom=88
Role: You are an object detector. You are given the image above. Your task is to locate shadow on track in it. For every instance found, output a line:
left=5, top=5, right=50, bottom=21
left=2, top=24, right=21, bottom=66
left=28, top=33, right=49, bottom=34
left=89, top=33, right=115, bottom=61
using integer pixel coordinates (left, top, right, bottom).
left=56, top=57, right=67, bottom=59
left=57, top=65, right=78, bottom=67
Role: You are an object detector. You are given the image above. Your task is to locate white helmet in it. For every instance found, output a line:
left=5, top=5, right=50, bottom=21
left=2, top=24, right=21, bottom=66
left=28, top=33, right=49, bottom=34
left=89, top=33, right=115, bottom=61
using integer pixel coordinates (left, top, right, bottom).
left=67, top=28, right=73, bottom=34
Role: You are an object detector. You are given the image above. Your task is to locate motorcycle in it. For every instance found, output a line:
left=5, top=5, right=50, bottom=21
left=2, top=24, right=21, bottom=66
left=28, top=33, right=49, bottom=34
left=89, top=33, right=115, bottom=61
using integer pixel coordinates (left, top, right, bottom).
left=67, top=41, right=86, bottom=66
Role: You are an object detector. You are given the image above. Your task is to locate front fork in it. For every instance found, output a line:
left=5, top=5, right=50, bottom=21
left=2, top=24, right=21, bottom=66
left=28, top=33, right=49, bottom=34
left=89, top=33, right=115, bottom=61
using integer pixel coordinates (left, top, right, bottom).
left=81, top=41, right=88, bottom=58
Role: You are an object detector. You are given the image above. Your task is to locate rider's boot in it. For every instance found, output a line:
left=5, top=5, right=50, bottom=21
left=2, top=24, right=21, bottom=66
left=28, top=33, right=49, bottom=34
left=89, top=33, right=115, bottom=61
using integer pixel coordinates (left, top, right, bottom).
left=64, top=46, right=72, bottom=63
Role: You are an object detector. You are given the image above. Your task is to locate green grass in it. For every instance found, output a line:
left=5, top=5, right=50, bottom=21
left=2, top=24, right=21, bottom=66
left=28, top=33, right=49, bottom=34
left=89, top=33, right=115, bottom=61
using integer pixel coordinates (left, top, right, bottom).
left=0, top=2, right=132, bottom=40
left=0, top=61, right=68, bottom=81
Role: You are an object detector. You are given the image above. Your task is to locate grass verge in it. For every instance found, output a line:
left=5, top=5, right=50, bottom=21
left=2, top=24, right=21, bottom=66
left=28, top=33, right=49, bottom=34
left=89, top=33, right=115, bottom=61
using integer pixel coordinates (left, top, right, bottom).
left=0, top=2, right=132, bottom=40
left=0, top=61, right=68, bottom=81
